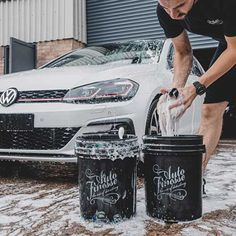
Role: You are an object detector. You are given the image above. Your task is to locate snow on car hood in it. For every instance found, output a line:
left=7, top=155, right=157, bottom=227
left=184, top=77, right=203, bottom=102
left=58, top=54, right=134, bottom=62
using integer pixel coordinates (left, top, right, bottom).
left=0, top=63, right=160, bottom=91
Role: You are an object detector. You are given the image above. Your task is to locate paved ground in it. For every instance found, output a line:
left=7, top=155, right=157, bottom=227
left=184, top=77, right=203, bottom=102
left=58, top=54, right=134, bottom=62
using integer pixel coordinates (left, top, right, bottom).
left=0, top=140, right=236, bottom=236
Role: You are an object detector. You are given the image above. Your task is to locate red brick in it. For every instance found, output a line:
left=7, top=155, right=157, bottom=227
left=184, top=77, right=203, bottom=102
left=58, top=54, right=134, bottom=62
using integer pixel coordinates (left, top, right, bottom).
left=37, top=39, right=84, bottom=68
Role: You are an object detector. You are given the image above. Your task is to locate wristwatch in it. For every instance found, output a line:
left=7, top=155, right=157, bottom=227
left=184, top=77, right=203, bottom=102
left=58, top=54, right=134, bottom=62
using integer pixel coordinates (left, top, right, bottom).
left=193, top=81, right=206, bottom=95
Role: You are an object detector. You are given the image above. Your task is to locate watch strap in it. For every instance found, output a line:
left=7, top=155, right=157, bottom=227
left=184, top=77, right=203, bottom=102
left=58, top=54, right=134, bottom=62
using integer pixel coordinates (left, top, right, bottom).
left=193, top=81, right=206, bottom=95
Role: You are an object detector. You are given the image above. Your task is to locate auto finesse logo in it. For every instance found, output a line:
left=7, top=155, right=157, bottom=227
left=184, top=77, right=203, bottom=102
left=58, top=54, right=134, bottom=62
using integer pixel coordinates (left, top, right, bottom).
left=85, top=169, right=121, bottom=205
left=153, top=164, right=187, bottom=201
left=0, top=88, right=19, bottom=107
left=207, top=19, right=223, bottom=25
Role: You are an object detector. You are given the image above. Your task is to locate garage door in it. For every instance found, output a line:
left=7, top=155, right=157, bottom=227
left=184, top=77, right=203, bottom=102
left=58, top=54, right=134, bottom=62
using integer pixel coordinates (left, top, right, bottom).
left=86, top=0, right=217, bottom=49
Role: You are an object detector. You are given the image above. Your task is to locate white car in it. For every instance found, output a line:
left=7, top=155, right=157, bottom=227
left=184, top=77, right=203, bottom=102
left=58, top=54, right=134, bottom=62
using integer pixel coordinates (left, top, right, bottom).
left=0, top=39, right=204, bottom=163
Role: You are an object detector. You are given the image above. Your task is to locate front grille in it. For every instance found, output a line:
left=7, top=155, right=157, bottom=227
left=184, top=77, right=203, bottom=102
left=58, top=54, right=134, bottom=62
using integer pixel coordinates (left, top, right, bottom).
left=0, top=90, right=68, bottom=103
left=0, top=127, right=80, bottom=150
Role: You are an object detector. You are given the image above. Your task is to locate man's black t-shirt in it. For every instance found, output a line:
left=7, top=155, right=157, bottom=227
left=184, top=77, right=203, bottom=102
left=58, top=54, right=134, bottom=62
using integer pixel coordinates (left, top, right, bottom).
left=157, top=0, right=236, bottom=42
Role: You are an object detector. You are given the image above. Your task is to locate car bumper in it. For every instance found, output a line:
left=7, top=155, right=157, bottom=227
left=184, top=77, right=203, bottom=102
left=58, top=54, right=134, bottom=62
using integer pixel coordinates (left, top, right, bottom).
left=0, top=101, right=141, bottom=162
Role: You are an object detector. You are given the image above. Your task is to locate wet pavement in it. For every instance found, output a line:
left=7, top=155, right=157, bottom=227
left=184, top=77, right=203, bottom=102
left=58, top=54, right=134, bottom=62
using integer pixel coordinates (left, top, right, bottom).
left=0, top=140, right=236, bottom=236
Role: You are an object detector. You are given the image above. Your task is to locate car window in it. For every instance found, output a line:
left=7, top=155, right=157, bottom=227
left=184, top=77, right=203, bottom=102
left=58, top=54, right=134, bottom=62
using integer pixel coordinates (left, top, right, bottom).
left=43, top=40, right=164, bottom=68
left=167, top=44, right=174, bottom=72
left=192, top=58, right=204, bottom=76
left=167, top=44, right=204, bottom=76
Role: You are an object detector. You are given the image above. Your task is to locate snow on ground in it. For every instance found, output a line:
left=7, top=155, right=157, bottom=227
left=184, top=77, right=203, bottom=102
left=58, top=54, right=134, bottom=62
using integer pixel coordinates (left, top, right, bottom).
left=0, top=141, right=235, bottom=236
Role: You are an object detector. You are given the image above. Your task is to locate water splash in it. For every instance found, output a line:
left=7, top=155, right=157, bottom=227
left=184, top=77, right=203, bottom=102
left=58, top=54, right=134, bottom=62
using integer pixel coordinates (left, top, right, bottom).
left=75, top=135, right=140, bottom=161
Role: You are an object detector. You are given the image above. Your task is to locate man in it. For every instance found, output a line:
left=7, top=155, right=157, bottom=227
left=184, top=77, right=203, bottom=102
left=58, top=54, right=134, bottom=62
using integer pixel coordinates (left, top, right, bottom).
left=157, top=0, right=236, bottom=171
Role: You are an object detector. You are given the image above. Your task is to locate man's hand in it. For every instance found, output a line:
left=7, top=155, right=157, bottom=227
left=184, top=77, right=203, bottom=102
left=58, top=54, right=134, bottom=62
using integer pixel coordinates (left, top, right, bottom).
left=169, top=84, right=197, bottom=111
left=160, top=84, right=197, bottom=113
left=160, top=88, right=169, bottom=94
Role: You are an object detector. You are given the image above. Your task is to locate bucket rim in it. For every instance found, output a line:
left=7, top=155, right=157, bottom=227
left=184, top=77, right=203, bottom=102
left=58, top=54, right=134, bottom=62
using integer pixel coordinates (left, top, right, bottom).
left=143, top=135, right=203, bottom=140
left=76, top=133, right=138, bottom=142
left=142, top=148, right=205, bottom=153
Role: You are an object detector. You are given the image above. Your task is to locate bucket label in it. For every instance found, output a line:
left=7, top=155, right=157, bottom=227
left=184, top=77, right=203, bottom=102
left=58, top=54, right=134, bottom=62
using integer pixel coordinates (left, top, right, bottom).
left=153, top=164, right=187, bottom=201
left=85, top=169, right=122, bottom=205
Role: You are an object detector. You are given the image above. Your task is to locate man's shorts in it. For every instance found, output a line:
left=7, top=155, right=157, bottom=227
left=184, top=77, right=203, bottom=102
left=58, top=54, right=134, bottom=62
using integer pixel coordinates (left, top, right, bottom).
left=204, top=42, right=236, bottom=105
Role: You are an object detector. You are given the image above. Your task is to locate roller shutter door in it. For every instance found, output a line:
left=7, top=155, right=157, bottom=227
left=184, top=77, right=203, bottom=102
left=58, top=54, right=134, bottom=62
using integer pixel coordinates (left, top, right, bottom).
left=86, top=0, right=217, bottom=49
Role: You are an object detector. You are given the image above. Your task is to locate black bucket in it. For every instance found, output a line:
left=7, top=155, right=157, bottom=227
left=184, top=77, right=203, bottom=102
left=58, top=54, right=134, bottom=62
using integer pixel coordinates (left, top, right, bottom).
left=75, top=133, right=139, bottom=223
left=142, top=135, right=205, bottom=222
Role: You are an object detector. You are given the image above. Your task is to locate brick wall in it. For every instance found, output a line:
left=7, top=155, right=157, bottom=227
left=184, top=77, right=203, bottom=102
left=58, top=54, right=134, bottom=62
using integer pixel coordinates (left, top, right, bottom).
left=37, top=39, right=84, bottom=68
left=0, top=39, right=84, bottom=75
left=0, top=47, right=4, bottom=75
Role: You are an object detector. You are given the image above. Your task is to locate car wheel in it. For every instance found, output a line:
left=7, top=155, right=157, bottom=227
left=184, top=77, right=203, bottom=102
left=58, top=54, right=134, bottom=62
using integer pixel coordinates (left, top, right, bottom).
left=138, top=98, right=161, bottom=177
left=145, top=98, right=161, bottom=135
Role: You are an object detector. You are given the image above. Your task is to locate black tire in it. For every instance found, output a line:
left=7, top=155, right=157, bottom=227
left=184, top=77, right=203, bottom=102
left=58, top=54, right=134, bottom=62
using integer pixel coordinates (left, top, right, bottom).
left=145, top=98, right=161, bottom=135
left=138, top=98, right=161, bottom=177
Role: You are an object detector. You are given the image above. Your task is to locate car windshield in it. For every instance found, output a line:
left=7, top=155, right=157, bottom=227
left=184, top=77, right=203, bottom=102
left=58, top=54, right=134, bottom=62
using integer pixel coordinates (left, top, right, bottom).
left=43, top=40, right=164, bottom=68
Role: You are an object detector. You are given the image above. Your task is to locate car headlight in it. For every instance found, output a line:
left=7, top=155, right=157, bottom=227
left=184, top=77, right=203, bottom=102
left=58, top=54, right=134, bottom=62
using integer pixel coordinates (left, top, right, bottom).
left=63, top=78, right=139, bottom=103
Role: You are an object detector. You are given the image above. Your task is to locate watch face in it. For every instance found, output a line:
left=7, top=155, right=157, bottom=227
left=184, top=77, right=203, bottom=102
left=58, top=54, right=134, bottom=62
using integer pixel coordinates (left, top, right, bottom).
left=193, top=82, right=206, bottom=95
left=198, top=87, right=205, bottom=95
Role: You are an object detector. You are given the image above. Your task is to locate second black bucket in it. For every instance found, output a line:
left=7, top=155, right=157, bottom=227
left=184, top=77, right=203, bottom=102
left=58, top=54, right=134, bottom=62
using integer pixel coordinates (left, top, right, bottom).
left=143, top=135, right=205, bottom=222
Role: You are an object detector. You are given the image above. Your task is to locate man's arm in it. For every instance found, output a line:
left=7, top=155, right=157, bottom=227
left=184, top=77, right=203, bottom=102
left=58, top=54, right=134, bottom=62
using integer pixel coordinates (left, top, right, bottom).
left=169, top=35, right=236, bottom=111
left=172, top=30, right=193, bottom=88
left=199, top=36, right=236, bottom=88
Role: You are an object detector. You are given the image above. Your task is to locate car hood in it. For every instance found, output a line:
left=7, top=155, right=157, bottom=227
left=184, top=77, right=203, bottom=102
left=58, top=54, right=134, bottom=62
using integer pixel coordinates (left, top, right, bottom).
left=0, top=63, right=161, bottom=91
